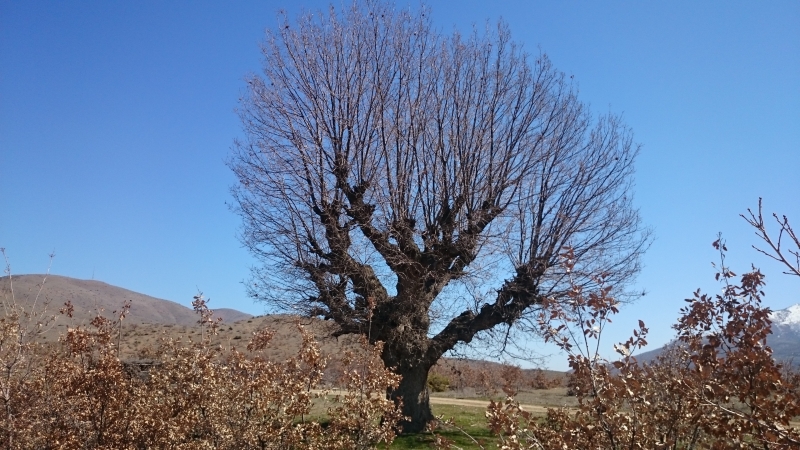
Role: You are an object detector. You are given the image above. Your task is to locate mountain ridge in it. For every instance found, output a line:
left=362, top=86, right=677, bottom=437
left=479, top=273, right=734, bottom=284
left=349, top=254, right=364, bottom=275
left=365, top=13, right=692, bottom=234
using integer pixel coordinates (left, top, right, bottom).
left=634, top=303, right=800, bottom=366
left=1, top=274, right=253, bottom=326
left=772, top=304, right=800, bottom=329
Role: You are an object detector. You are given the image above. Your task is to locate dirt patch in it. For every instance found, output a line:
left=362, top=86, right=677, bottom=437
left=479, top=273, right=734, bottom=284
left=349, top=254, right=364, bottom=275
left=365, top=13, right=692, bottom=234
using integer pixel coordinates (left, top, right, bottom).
left=429, top=396, right=554, bottom=415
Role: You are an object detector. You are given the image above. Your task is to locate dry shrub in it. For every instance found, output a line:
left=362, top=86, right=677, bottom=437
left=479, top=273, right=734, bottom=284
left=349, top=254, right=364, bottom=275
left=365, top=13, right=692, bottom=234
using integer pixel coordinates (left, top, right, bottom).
left=527, top=369, right=561, bottom=391
left=324, top=338, right=405, bottom=449
left=429, top=360, right=559, bottom=397
left=434, top=242, right=800, bottom=449
left=428, top=360, right=475, bottom=394
left=499, top=365, right=523, bottom=397
left=1, top=280, right=403, bottom=449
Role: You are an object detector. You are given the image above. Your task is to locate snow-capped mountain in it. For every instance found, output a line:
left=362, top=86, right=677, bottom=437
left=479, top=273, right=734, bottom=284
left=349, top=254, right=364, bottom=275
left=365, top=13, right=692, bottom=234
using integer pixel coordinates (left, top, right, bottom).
left=768, top=303, right=800, bottom=364
left=635, top=304, right=800, bottom=366
left=770, top=304, right=800, bottom=331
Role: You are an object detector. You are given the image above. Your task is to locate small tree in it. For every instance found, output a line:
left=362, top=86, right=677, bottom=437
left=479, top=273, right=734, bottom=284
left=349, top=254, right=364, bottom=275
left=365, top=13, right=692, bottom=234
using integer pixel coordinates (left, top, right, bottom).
left=0, top=249, right=56, bottom=449
left=230, top=1, right=649, bottom=431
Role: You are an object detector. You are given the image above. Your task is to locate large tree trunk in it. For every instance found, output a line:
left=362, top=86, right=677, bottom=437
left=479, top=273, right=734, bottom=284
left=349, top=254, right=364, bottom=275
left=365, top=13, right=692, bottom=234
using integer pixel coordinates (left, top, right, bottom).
left=376, top=292, right=438, bottom=434
left=390, top=363, right=434, bottom=433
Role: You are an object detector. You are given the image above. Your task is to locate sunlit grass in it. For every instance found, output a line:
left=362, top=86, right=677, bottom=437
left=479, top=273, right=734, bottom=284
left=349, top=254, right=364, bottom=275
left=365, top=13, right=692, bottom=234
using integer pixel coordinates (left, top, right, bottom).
left=388, top=403, right=497, bottom=449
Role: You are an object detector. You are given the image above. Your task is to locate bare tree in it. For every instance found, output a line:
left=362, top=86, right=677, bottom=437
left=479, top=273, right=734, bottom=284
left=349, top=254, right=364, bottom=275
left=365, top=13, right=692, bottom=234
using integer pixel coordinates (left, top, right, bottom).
left=230, top=1, right=649, bottom=432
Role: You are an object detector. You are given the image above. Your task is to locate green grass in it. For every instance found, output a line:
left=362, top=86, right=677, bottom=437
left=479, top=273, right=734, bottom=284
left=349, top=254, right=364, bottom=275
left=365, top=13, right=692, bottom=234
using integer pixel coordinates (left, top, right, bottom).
left=302, top=399, right=496, bottom=449
left=389, top=404, right=497, bottom=449
left=307, top=397, right=496, bottom=448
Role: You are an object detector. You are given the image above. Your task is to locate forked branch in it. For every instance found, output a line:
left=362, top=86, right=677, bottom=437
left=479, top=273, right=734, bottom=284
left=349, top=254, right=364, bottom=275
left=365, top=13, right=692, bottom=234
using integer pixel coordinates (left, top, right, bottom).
left=742, top=197, right=800, bottom=277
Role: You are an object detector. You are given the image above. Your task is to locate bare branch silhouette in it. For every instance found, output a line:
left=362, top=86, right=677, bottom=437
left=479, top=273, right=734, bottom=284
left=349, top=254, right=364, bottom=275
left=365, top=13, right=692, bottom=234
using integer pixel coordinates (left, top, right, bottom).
left=229, top=1, right=650, bottom=431
left=742, top=197, right=800, bottom=277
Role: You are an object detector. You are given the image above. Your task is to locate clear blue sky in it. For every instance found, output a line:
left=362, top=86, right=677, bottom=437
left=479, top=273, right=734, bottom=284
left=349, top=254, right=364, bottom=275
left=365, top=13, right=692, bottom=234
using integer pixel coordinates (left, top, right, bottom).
left=2, top=1, right=798, bottom=370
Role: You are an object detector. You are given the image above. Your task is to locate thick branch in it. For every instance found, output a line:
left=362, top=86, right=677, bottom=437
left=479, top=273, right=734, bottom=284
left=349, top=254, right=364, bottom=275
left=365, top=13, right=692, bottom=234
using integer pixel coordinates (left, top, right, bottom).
left=427, top=261, right=547, bottom=362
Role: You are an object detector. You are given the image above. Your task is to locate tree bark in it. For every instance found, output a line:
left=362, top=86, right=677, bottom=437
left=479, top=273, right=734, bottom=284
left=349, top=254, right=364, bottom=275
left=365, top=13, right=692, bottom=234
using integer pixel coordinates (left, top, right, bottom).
left=390, top=363, right=434, bottom=434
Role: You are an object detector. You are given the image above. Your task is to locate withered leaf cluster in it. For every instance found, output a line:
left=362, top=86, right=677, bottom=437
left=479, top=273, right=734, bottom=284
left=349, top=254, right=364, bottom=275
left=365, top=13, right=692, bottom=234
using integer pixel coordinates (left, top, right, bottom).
left=1, top=292, right=403, bottom=449
left=434, top=240, right=800, bottom=449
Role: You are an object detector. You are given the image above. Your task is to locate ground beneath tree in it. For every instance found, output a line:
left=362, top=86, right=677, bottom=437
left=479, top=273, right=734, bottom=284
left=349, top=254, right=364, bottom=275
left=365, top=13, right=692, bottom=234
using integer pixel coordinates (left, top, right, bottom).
left=429, top=396, right=551, bottom=414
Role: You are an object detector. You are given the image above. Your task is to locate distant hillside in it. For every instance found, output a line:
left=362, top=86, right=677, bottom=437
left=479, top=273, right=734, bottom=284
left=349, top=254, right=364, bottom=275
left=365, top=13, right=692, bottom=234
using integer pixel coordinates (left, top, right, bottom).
left=1, top=274, right=569, bottom=389
left=0, top=274, right=253, bottom=327
left=633, top=303, right=800, bottom=366
left=0, top=274, right=361, bottom=361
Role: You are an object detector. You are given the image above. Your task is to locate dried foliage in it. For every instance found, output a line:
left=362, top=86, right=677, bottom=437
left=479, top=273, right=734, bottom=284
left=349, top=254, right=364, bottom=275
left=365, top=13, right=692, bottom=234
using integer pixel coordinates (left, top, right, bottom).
left=428, top=360, right=560, bottom=397
left=434, top=235, right=800, bottom=449
left=1, top=268, right=403, bottom=449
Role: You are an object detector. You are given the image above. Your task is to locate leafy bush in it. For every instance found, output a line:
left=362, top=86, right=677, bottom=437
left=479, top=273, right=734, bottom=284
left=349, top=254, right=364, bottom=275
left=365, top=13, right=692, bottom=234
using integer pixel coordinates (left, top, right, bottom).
left=427, top=373, right=451, bottom=393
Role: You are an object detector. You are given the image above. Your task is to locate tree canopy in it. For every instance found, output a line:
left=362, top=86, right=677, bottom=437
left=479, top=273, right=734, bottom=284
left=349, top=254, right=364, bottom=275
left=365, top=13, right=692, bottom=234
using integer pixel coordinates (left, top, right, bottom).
left=230, top=1, right=650, bottom=431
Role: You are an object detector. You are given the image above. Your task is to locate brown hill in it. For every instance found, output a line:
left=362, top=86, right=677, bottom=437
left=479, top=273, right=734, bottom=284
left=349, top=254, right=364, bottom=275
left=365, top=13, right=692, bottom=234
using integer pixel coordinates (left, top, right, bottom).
left=0, top=274, right=355, bottom=366
left=1, top=274, right=252, bottom=327
left=213, top=308, right=254, bottom=323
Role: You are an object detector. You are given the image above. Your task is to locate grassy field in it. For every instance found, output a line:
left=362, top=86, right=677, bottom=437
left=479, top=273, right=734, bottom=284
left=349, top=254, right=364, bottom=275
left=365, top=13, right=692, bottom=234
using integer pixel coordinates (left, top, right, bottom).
left=389, top=403, right=499, bottom=449
left=302, top=395, right=500, bottom=449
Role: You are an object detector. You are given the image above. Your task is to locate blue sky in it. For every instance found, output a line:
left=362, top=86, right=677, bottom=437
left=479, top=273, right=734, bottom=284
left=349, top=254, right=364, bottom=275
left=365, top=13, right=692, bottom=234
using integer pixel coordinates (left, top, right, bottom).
left=1, top=1, right=798, bottom=370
